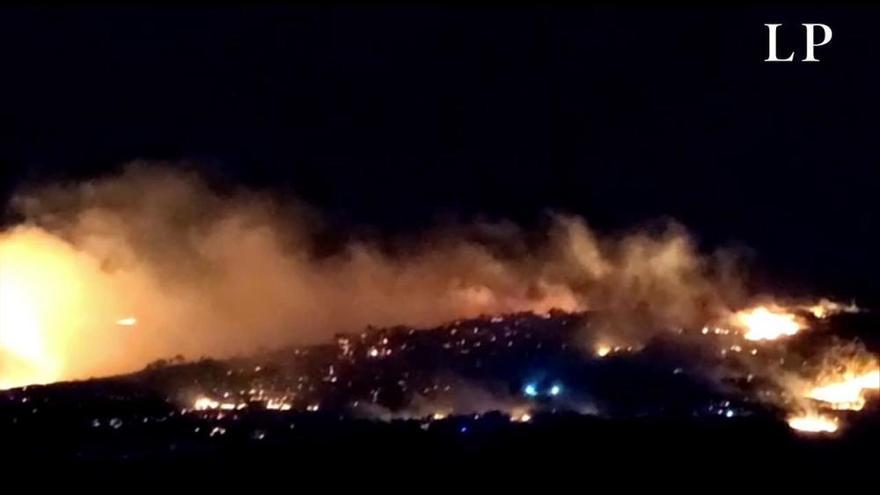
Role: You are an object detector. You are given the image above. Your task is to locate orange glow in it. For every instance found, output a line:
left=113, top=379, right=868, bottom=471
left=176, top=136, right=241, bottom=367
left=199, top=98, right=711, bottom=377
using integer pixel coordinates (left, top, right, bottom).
left=0, top=229, right=86, bottom=388
left=193, top=396, right=221, bottom=411
left=732, top=306, right=803, bottom=341
left=787, top=413, right=839, bottom=434
left=806, top=370, right=879, bottom=411
left=0, top=227, right=146, bottom=390
left=511, top=412, right=532, bottom=423
left=803, top=299, right=859, bottom=319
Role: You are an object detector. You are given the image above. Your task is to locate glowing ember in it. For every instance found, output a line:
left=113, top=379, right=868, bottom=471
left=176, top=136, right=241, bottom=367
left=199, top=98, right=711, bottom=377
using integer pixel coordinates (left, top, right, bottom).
left=115, top=317, right=138, bottom=327
left=593, top=344, right=637, bottom=358
left=192, top=396, right=244, bottom=411
left=193, top=396, right=220, bottom=411
left=787, top=413, right=839, bottom=434
left=266, top=398, right=293, bottom=411
left=511, top=412, right=532, bottom=423
left=806, top=370, right=880, bottom=411
left=732, top=306, right=803, bottom=341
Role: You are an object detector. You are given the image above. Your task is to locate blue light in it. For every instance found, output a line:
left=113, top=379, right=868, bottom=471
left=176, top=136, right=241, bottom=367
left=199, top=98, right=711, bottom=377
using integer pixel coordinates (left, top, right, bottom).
left=549, top=385, right=562, bottom=396
left=459, top=426, right=468, bottom=433
left=524, top=384, right=538, bottom=397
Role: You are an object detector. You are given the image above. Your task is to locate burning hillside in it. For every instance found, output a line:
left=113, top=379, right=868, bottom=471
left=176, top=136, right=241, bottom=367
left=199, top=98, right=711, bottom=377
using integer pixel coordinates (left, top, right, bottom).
left=3, top=307, right=877, bottom=436
left=1, top=164, right=877, bottom=442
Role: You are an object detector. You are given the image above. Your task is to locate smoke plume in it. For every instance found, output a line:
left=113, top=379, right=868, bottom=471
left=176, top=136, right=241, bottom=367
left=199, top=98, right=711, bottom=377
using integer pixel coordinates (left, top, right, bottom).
left=0, top=162, right=748, bottom=385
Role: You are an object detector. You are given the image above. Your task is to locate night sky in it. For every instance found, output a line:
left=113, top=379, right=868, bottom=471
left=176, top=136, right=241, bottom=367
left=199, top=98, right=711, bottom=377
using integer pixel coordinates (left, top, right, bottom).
left=1, top=6, right=878, bottom=302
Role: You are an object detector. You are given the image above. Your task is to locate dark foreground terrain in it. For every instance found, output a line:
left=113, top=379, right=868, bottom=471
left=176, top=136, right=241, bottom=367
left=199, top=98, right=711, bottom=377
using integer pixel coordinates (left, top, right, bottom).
left=1, top=404, right=877, bottom=479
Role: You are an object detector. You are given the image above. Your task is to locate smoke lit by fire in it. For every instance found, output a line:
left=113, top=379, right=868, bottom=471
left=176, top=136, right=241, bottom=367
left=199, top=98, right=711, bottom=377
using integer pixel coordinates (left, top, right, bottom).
left=0, top=164, right=738, bottom=388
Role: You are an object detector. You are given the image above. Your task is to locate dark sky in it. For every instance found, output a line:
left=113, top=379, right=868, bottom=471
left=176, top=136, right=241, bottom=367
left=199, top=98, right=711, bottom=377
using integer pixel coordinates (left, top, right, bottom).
left=1, top=6, right=878, bottom=302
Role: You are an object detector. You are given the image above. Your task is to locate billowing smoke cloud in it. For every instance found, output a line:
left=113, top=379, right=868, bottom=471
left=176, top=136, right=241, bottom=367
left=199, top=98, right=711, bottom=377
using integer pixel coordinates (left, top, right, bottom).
left=0, top=162, right=749, bottom=385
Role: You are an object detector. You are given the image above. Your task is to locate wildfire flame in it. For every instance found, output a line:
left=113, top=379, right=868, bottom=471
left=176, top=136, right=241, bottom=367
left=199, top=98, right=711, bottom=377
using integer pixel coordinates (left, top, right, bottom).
left=731, top=306, right=803, bottom=341
left=0, top=229, right=82, bottom=389
left=802, top=299, right=859, bottom=319
left=193, top=396, right=221, bottom=411
left=806, top=370, right=879, bottom=411
left=787, top=413, right=839, bottom=434
left=0, top=228, right=144, bottom=390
